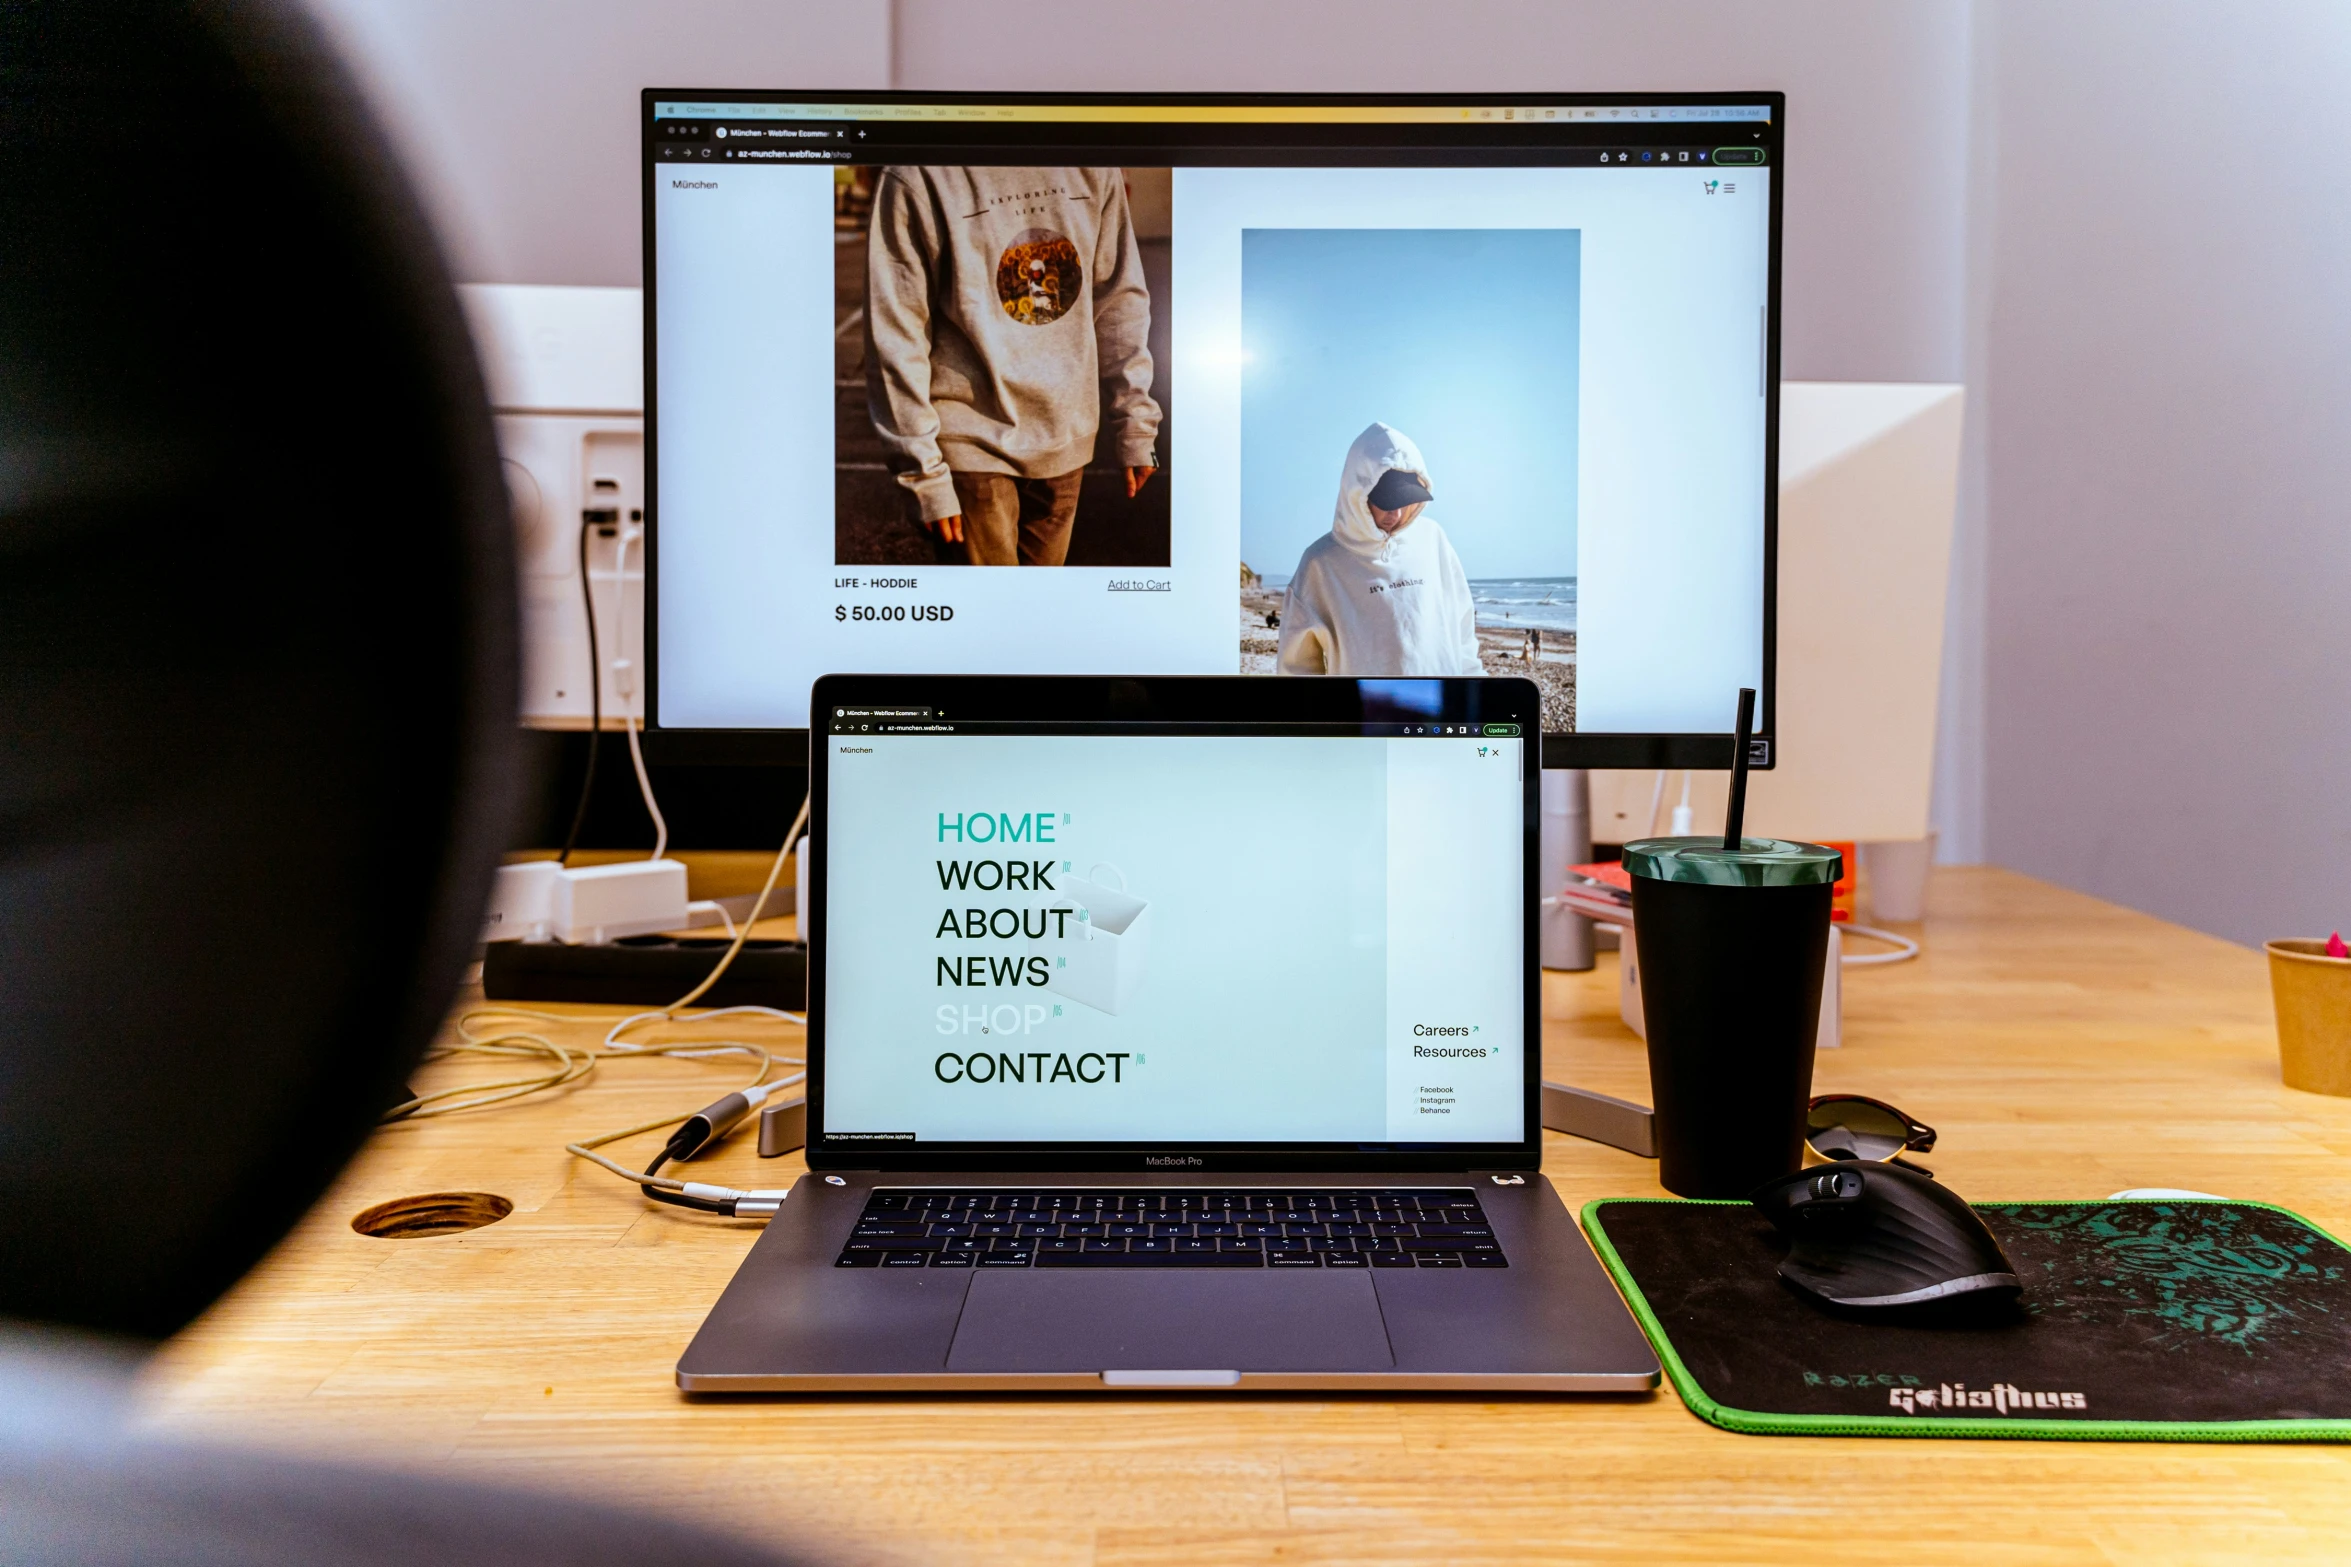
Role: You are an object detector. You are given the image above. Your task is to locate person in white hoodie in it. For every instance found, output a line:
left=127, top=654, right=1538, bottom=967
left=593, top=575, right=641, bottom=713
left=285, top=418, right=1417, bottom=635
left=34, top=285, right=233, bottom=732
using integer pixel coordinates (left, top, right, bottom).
left=1276, top=423, right=1483, bottom=677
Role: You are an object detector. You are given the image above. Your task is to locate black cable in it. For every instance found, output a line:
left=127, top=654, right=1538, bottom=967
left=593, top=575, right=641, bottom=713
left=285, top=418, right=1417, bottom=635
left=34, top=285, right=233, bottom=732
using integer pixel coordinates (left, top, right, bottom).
left=555, top=514, right=602, bottom=866
left=639, top=1147, right=738, bottom=1215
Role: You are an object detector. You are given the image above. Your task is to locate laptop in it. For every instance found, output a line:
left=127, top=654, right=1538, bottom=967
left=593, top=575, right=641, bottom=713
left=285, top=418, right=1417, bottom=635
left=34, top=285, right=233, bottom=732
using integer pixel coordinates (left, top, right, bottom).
left=677, top=673, right=1660, bottom=1392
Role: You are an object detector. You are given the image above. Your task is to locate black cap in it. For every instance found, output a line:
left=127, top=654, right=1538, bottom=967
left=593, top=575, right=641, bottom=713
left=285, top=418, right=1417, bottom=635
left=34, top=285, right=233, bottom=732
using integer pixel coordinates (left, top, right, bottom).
left=1366, top=468, right=1433, bottom=511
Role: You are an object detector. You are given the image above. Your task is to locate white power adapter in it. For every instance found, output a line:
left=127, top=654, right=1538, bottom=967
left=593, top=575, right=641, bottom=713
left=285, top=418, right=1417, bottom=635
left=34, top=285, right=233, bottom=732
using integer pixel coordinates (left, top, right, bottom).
left=482, top=860, right=558, bottom=943
left=482, top=858, right=688, bottom=946
left=551, top=859, right=688, bottom=945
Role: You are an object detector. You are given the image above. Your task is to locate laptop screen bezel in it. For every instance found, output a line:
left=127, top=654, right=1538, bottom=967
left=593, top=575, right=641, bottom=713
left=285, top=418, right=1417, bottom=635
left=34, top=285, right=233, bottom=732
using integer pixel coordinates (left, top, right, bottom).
left=804, top=674, right=1543, bottom=1172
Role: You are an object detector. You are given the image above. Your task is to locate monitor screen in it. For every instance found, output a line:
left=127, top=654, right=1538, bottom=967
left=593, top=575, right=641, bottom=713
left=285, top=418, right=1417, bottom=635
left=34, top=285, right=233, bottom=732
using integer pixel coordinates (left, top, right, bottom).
left=644, top=93, right=1780, bottom=768
left=804, top=674, right=1536, bottom=1167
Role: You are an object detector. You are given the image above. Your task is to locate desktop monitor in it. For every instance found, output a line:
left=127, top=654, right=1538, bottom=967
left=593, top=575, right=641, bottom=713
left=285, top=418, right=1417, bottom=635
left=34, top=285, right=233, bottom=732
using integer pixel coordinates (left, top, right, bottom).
left=642, top=91, right=1782, bottom=769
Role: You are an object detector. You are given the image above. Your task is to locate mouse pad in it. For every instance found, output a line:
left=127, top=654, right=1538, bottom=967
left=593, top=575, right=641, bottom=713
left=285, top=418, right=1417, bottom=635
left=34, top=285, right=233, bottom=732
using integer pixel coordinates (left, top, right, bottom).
left=1583, top=1198, right=2351, bottom=1441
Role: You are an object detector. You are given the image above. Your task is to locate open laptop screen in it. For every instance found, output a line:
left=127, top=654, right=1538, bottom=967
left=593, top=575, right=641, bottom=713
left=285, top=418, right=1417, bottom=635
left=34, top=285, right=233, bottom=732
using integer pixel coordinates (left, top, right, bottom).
left=807, top=676, right=1537, bottom=1170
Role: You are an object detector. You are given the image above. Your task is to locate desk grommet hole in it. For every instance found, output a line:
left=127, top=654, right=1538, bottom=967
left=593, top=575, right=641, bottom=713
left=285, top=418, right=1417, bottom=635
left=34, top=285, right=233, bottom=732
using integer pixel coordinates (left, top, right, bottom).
left=351, top=1191, right=513, bottom=1239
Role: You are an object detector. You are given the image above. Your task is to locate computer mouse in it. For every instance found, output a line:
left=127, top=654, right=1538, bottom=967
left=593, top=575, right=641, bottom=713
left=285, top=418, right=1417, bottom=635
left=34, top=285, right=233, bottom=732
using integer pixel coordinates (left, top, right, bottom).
left=1750, top=1160, right=2021, bottom=1311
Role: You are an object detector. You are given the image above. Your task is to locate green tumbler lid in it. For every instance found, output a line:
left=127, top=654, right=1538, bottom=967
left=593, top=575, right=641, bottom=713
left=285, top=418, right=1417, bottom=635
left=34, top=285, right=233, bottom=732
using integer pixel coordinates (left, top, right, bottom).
left=1620, top=836, right=1845, bottom=888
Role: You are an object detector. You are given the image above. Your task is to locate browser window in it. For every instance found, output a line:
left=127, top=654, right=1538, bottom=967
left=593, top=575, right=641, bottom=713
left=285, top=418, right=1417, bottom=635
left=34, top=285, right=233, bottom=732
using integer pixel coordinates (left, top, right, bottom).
left=646, top=94, right=1779, bottom=752
left=817, top=708, right=1526, bottom=1147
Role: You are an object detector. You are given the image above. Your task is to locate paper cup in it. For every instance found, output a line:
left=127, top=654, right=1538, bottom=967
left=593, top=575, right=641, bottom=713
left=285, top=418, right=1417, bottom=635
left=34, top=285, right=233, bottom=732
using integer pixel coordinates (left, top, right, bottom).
left=2268, top=940, right=2351, bottom=1097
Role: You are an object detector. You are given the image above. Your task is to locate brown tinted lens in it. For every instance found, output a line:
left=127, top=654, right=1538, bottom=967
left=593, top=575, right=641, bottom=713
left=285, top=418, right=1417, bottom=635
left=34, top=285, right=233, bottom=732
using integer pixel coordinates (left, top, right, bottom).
left=1807, top=1122, right=1908, bottom=1161
left=1807, top=1097, right=1909, bottom=1139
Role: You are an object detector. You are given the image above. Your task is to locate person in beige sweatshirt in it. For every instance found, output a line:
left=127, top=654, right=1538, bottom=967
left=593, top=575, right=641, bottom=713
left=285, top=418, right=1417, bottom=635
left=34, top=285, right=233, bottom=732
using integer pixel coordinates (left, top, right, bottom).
left=864, top=166, right=1162, bottom=566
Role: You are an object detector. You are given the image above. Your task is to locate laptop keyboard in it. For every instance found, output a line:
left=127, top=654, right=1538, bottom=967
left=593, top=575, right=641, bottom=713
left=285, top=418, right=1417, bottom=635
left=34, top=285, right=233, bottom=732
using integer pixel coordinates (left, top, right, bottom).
left=833, top=1188, right=1506, bottom=1270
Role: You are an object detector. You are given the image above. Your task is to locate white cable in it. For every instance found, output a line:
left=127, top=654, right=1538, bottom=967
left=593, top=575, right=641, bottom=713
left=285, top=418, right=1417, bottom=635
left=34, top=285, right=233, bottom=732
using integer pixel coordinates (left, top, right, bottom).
left=604, top=1004, right=805, bottom=1051
left=1841, top=923, right=1921, bottom=966
left=690, top=900, right=739, bottom=939
left=1669, top=771, right=1693, bottom=836
left=1645, top=769, right=1667, bottom=838
left=610, top=523, right=668, bottom=862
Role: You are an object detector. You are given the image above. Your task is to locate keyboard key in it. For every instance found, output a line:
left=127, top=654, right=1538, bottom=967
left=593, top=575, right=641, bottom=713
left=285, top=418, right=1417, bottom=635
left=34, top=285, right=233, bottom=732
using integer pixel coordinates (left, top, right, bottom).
left=842, top=1188, right=1503, bottom=1271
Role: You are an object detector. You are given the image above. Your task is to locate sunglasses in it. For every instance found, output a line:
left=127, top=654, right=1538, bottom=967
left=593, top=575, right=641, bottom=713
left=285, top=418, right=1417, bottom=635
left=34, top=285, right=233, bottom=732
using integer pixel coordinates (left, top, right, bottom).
left=1805, top=1094, right=1937, bottom=1172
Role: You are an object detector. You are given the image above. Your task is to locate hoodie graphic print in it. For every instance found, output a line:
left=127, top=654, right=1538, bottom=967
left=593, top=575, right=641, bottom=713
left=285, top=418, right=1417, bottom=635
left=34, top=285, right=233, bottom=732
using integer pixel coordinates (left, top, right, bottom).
left=864, top=166, right=1162, bottom=523
left=1276, top=423, right=1482, bottom=677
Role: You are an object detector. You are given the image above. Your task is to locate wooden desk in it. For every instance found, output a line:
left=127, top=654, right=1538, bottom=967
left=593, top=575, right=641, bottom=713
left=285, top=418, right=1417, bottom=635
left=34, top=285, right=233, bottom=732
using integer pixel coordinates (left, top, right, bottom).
left=143, top=869, right=2351, bottom=1564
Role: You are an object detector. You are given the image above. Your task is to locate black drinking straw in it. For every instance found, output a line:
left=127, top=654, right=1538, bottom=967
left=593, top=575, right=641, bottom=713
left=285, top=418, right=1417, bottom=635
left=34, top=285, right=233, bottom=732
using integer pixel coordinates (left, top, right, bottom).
left=1722, top=687, right=1756, bottom=851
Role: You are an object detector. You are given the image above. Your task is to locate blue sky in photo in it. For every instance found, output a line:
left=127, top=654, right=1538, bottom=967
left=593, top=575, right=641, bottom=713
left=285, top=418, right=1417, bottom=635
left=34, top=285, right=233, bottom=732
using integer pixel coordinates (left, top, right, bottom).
left=1239, top=227, right=1580, bottom=582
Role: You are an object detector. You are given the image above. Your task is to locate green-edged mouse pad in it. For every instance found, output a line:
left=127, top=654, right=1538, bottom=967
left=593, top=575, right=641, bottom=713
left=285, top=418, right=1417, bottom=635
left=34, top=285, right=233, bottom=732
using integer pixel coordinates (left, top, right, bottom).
left=1582, top=1197, right=2351, bottom=1441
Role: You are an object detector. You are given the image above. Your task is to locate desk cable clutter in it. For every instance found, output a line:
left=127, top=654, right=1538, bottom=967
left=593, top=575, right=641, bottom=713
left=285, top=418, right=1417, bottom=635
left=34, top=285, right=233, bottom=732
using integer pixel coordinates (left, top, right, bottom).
left=482, top=509, right=736, bottom=950
left=390, top=794, right=814, bottom=1219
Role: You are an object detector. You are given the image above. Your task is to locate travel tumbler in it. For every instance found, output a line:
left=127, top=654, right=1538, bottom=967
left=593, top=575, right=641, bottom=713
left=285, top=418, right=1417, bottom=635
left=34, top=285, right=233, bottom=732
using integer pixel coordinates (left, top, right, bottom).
left=1624, top=837, right=1842, bottom=1198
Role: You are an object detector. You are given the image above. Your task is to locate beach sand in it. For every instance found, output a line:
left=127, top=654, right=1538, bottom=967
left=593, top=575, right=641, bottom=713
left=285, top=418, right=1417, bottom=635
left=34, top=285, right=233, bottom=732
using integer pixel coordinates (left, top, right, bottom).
left=1238, top=588, right=1576, bottom=731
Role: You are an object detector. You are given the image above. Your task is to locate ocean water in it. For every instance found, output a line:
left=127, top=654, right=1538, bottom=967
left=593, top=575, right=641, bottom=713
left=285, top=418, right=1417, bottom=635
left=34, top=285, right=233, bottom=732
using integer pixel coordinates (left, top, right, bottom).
left=1246, top=575, right=1578, bottom=633
left=1470, top=577, right=1577, bottom=633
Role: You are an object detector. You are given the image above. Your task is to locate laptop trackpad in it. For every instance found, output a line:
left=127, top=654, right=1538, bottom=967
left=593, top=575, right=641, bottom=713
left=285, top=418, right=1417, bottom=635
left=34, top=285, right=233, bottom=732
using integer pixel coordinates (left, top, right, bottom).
left=946, top=1269, right=1395, bottom=1373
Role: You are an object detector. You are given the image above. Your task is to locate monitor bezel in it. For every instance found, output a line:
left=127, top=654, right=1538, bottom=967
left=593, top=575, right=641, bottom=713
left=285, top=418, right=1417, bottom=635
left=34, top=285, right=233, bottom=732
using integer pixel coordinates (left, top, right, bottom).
left=802, top=673, right=1542, bottom=1172
left=641, top=88, right=1784, bottom=774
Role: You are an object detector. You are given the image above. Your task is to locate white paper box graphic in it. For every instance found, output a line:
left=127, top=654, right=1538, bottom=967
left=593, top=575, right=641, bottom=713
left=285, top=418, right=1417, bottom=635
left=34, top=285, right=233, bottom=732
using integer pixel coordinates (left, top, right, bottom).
left=1043, top=864, right=1150, bottom=1016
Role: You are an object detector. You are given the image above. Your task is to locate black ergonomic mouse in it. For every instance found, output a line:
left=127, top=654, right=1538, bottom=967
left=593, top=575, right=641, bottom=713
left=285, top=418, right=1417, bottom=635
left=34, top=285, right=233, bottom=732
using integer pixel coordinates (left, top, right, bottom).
left=1750, top=1161, right=2022, bottom=1310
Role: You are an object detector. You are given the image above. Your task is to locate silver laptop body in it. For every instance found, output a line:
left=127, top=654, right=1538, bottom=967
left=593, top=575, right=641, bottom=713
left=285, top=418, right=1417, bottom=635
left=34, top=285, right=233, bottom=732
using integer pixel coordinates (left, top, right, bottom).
left=678, top=674, right=1659, bottom=1393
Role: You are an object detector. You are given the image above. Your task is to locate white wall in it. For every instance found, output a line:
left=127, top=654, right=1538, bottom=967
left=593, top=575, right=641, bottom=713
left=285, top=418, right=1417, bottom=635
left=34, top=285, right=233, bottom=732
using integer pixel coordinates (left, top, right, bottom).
left=309, top=0, right=2351, bottom=945
left=1975, top=1, right=2351, bottom=947
left=304, top=0, right=891, bottom=284
left=890, top=0, right=1973, bottom=386
left=308, top=0, right=1974, bottom=384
